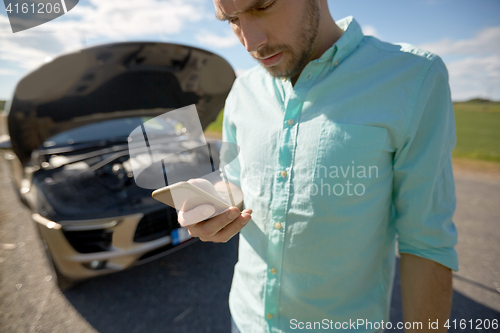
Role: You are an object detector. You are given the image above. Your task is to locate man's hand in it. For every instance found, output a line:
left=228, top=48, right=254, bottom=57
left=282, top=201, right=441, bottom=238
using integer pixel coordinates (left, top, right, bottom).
left=180, top=206, right=252, bottom=243
left=177, top=178, right=251, bottom=243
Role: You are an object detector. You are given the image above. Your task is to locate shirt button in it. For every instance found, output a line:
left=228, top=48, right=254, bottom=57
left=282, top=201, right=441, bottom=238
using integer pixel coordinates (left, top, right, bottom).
left=280, top=170, right=287, bottom=178
left=270, top=268, right=277, bottom=274
left=274, top=222, right=282, bottom=229
left=281, top=77, right=287, bottom=82
left=266, top=313, right=274, bottom=320
left=307, top=74, right=311, bottom=80
left=287, top=119, right=294, bottom=126
left=334, top=60, right=338, bottom=66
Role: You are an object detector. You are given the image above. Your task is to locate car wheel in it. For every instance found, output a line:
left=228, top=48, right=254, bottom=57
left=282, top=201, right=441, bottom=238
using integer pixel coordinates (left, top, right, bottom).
left=35, top=224, right=78, bottom=291
left=46, top=247, right=78, bottom=291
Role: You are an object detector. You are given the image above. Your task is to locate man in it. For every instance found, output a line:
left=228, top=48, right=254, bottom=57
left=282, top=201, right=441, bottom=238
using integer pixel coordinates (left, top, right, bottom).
left=179, top=0, right=458, bottom=332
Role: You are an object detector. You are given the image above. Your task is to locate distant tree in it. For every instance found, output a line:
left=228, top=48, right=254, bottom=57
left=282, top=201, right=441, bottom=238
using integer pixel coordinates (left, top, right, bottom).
left=466, top=98, right=491, bottom=103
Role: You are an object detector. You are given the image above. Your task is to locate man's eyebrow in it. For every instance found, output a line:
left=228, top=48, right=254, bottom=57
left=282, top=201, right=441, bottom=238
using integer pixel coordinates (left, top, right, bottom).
left=215, top=0, right=270, bottom=21
left=215, top=8, right=231, bottom=21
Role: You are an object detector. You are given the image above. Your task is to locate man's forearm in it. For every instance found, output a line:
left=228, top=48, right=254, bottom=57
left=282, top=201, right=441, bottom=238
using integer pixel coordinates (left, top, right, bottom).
left=400, top=253, right=453, bottom=332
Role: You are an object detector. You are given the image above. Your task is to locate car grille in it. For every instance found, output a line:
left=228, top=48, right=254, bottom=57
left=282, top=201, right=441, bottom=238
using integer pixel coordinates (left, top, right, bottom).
left=63, top=229, right=113, bottom=253
left=133, top=208, right=179, bottom=243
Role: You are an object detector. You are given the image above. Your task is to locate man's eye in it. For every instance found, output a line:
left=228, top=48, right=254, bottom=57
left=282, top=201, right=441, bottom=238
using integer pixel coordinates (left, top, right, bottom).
left=257, top=1, right=275, bottom=11
left=228, top=17, right=239, bottom=24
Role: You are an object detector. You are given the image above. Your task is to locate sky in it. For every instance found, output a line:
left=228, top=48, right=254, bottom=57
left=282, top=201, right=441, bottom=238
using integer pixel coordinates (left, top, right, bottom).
left=0, top=0, right=499, bottom=102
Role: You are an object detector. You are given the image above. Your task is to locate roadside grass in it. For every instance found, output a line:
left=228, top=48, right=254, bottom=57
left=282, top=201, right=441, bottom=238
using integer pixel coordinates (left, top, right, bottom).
left=206, top=108, right=224, bottom=133
left=453, top=102, right=500, bottom=162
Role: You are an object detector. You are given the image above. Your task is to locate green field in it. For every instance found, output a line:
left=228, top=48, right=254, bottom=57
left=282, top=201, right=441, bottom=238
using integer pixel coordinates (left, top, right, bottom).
left=453, top=101, right=500, bottom=162
left=205, top=107, right=224, bottom=133
left=206, top=101, right=500, bottom=163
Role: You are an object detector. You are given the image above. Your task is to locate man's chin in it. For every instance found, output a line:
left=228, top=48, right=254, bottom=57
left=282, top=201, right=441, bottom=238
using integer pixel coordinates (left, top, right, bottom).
left=254, top=53, right=290, bottom=77
left=259, top=56, right=302, bottom=78
left=261, top=63, right=292, bottom=78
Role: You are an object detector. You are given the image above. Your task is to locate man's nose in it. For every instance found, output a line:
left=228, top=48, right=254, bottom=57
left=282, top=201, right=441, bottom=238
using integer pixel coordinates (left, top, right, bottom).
left=238, top=19, right=268, bottom=53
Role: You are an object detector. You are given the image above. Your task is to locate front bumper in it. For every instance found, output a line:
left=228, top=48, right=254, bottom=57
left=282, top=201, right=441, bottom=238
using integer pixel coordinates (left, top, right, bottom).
left=33, top=210, right=196, bottom=280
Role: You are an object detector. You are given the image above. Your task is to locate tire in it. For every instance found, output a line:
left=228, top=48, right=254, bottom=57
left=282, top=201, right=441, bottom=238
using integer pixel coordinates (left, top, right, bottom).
left=46, top=246, right=78, bottom=291
left=35, top=224, right=78, bottom=291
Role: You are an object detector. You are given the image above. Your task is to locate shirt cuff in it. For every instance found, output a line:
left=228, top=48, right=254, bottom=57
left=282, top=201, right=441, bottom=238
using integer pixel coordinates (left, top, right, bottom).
left=398, top=243, right=459, bottom=272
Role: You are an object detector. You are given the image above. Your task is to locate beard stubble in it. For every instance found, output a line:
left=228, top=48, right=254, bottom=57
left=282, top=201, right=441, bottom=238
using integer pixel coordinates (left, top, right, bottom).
left=253, top=0, right=321, bottom=78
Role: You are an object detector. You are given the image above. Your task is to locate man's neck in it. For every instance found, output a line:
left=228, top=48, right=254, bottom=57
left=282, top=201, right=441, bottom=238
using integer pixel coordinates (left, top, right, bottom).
left=291, top=14, right=344, bottom=86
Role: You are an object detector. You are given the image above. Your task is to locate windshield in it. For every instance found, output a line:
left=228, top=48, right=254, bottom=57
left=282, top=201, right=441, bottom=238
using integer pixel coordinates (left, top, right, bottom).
left=43, top=117, right=179, bottom=148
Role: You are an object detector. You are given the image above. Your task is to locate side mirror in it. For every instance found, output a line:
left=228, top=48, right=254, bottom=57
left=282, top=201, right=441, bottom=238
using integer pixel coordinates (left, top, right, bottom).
left=0, top=135, right=11, bottom=150
left=0, top=108, right=11, bottom=150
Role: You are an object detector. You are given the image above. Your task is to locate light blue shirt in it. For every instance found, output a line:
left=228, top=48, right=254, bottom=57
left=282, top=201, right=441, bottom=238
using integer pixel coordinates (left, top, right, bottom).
left=221, top=16, right=458, bottom=333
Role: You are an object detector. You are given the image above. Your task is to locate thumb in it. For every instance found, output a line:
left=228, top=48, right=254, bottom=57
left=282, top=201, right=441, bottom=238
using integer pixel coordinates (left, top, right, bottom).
left=178, top=204, right=216, bottom=227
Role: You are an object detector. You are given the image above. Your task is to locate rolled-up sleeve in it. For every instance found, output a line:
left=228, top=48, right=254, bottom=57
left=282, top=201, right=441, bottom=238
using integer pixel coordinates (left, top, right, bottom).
left=393, top=56, right=459, bottom=271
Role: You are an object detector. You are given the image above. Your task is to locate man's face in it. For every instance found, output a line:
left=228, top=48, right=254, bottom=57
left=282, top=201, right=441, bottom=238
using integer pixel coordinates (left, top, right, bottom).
left=214, top=0, right=320, bottom=78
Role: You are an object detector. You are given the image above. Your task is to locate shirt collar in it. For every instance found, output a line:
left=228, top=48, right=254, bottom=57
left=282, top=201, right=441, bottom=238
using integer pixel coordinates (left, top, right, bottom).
left=275, top=16, right=364, bottom=84
left=319, top=16, right=364, bottom=72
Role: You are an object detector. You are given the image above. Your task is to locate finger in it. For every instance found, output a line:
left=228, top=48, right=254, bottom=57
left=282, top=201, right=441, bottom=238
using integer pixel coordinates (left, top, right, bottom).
left=188, top=206, right=242, bottom=237
left=178, top=204, right=215, bottom=227
left=204, top=212, right=252, bottom=243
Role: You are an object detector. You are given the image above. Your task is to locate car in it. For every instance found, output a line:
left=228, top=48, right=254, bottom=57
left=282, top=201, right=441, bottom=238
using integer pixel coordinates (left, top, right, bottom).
left=1, top=41, right=236, bottom=290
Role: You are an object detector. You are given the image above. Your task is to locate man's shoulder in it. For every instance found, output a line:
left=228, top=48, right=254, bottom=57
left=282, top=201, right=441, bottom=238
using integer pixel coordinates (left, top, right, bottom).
left=224, top=65, right=270, bottom=117
left=361, top=35, right=441, bottom=66
left=359, top=35, right=449, bottom=84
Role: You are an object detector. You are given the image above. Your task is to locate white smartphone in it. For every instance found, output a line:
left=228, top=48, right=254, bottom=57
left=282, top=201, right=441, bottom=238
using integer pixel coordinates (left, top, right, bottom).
left=152, top=181, right=230, bottom=213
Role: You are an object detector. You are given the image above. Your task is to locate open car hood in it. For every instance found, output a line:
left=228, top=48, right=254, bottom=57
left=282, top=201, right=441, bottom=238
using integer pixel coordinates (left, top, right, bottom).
left=7, top=42, right=236, bottom=165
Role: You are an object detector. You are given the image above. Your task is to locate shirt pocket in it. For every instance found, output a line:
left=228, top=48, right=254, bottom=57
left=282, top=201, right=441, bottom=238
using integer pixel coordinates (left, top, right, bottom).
left=313, top=121, right=388, bottom=194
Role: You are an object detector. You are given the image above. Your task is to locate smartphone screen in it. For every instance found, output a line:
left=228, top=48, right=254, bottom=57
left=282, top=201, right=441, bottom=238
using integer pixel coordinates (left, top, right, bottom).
left=152, top=181, right=230, bottom=212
